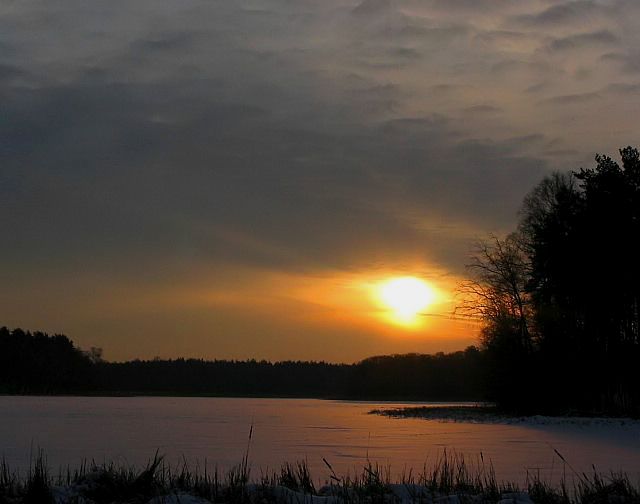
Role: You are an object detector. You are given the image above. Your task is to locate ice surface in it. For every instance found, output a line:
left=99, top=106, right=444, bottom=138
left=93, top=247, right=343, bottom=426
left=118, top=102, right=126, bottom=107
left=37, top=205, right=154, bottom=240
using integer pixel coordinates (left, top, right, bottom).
left=1, top=396, right=639, bottom=485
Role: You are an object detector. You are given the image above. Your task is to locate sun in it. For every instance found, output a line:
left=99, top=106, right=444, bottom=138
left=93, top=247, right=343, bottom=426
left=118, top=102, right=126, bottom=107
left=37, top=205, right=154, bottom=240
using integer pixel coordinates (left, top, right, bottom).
left=378, top=277, right=435, bottom=326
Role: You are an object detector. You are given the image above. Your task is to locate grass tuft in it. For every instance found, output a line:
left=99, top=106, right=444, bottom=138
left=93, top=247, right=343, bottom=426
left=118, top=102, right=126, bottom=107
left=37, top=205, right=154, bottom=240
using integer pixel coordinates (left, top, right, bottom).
left=1, top=449, right=639, bottom=503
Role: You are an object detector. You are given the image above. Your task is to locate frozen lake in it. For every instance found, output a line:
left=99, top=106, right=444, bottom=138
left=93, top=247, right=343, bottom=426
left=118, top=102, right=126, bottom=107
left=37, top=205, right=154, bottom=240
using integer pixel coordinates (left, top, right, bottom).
left=1, top=396, right=640, bottom=485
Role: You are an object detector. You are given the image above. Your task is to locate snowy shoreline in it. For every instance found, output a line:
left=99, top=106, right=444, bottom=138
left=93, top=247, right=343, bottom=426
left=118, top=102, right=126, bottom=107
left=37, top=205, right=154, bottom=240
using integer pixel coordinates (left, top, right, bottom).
left=51, top=482, right=536, bottom=504
left=369, top=405, right=640, bottom=426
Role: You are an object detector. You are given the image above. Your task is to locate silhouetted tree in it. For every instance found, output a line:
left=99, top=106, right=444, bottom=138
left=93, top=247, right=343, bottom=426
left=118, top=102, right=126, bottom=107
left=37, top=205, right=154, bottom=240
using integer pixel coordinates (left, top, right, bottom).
left=469, top=147, right=640, bottom=415
left=0, top=326, right=94, bottom=393
left=522, top=148, right=640, bottom=414
left=457, top=235, right=534, bottom=410
left=459, top=234, right=533, bottom=350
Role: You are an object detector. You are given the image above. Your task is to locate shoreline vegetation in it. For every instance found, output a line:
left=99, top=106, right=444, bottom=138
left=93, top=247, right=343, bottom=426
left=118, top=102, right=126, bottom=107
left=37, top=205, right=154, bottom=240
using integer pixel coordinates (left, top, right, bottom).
left=2, top=450, right=639, bottom=504
left=368, top=405, right=640, bottom=425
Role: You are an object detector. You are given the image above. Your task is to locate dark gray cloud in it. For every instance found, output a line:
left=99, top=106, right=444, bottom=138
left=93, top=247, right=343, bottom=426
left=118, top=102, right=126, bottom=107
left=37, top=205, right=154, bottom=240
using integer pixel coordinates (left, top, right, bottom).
left=605, top=82, right=640, bottom=95
left=541, top=80, right=640, bottom=107
left=461, top=105, right=502, bottom=115
left=490, top=59, right=555, bottom=76
left=548, top=30, right=618, bottom=52
left=474, top=30, right=532, bottom=46
left=542, top=91, right=602, bottom=105
left=1, top=0, right=638, bottom=357
left=525, top=82, right=549, bottom=94
left=0, top=68, right=543, bottom=279
left=512, top=1, right=607, bottom=28
left=0, top=1, right=543, bottom=277
left=601, top=51, right=640, bottom=73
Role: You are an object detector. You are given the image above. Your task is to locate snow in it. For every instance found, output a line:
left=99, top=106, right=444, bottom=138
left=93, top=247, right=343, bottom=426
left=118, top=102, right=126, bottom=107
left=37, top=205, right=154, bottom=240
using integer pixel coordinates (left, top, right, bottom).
left=147, top=493, right=212, bottom=504
left=46, top=483, right=539, bottom=504
left=371, top=405, right=640, bottom=426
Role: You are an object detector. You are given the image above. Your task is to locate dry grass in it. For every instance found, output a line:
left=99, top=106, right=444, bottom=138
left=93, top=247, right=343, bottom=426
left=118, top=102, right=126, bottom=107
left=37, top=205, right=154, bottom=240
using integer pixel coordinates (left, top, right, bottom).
left=1, top=449, right=639, bottom=503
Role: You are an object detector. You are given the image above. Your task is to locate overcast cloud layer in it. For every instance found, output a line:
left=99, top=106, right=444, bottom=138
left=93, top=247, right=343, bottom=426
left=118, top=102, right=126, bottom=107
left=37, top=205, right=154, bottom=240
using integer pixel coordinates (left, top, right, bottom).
left=2, top=0, right=639, bottom=360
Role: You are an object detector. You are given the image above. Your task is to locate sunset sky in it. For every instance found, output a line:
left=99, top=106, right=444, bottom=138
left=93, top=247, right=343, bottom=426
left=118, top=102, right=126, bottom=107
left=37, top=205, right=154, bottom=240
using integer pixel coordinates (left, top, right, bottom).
left=2, top=0, right=639, bottom=362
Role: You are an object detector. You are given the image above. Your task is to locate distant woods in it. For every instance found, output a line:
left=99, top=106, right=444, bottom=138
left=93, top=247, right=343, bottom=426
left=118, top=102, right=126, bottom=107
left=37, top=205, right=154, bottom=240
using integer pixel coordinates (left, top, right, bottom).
left=462, top=146, right=640, bottom=416
left=0, top=327, right=484, bottom=400
left=0, top=327, right=96, bottom=394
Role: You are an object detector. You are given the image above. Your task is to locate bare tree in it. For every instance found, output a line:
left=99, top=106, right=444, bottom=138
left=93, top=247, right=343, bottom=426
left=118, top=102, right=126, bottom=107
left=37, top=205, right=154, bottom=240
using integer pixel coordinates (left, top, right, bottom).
left=456, top=233, right=533, bottom=352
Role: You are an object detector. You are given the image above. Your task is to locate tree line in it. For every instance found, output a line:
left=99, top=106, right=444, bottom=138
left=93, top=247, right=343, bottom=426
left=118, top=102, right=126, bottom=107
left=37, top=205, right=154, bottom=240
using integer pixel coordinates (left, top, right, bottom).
left=461, top=146, right=640, bottom=416
left=0, top=326, right=484, bottom=400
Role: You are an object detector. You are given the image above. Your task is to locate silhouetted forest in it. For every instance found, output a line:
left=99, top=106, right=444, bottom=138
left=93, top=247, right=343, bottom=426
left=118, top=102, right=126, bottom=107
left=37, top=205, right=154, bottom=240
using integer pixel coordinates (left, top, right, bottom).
left=0, top=326, right=484, bottom=400
left=0, top=327, right=95, bottom=394
left=461, top=147, right=640, bottom=416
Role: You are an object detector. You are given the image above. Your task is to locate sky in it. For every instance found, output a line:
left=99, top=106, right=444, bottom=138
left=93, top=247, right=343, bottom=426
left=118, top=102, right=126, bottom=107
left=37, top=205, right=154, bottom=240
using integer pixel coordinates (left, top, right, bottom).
left=1, top=0, right=639, bottom=362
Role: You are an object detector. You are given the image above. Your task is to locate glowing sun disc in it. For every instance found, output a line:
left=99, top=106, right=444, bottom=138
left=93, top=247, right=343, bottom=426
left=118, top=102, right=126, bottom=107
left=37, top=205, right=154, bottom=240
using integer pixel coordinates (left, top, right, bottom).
left=379, top=277, right=435, bottom=323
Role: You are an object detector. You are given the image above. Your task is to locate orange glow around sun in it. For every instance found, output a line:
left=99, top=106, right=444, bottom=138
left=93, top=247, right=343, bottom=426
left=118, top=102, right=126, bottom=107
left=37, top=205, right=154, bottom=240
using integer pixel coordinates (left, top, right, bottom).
left=377, top=276, right=436, bottom=327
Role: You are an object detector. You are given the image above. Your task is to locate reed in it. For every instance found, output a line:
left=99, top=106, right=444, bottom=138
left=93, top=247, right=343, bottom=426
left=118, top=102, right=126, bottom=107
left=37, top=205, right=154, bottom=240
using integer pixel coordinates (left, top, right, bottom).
left=1, top=449, right=638, bottom=503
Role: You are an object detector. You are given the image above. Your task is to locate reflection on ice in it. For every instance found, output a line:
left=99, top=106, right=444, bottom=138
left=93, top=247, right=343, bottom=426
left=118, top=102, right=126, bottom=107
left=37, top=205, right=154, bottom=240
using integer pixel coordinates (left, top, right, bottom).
left=1, top=397, right=639, bottom=485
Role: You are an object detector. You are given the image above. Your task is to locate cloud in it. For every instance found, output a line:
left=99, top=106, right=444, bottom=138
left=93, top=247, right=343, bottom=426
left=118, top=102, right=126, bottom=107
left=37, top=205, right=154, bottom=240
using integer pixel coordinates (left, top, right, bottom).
left=475, top=30, right=526, bottom=43
left=0, top=0, right=622, bottom=279
left=461, top=105, right=502, bottom=115
left=0, top=1, right=629, bottom=270
left=601, top=51, right=640, bottom=73
left=512, top=1, right=607, bottom=29
left=0, top=63, right=32, bottom=86
left=604, top=82, right=640, bottom=95
left=525, top=82, right=548, bottom=94
left=1, top=0, right=638, bottom=357
left=548, top=30, right=618, bottom=52
left=0, top=63, right=546, bottom=282
left=541, top=91, right=602, bottom=105
left=351, top=0, right=397, bottom=16
left=490, top=59, right=554, bottom=76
